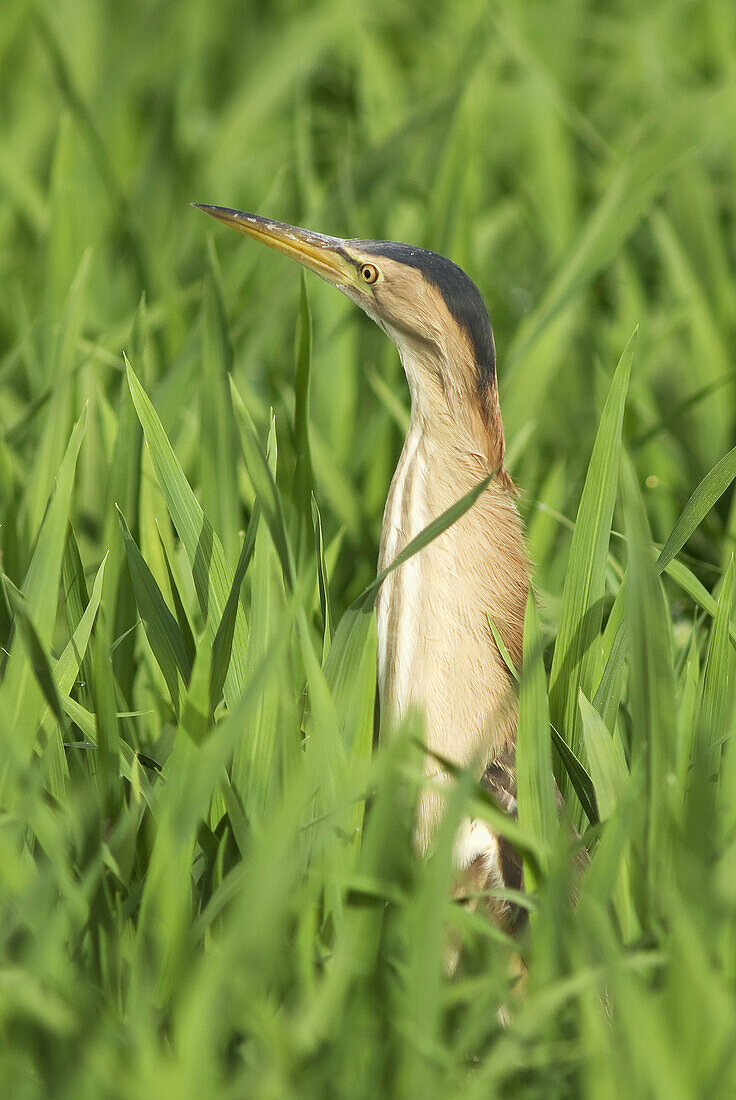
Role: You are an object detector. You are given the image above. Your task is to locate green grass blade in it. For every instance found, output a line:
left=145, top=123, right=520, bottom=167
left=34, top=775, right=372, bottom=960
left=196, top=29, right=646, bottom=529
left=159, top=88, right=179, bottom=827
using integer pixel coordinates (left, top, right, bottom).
left=488, top=611, right=519, bottom=681
left=117, top=505, right=191, bottom=716
left=230, top=383, right=295, bottom=589
left=231, top=417, right=284, bottom=816
left=656, top=445, right=736, bottom=573
left=180, top=634, right=214, bottom=745
left=59, top=696, right=157, bottom=811
left=294, top=274, right=315, bottom=557
left=38, top=551, right=109, bottom=798
left=311, top=495, right=333, bottom=661
left=550, top=726, right=598, bottom=825
left=579, top=689, right=629, bottom=821
left=549, top=330, right=635, bottom=796
left=581, top=760, right=643, bottom=941
left=157, top=528, right=197, bottom=672
left=24, top=250, right=90, bottom=536
left=61, top=523, right=95, bottom=712
left=663, top=557, right=736, bottom=651
left=516, top=591, right=557, bottom=887
left=592, top=587, right=627, bottom=732
left=622, top=454, right=677, bottom=910
left=200, top=252, right=239, bottom=561
left=54, top=553, right=108, bottom=697
left=694, top=555, right=735, bottom=853
left=0, top=409, right=86, bottom=791
left=209, top=514, right=258, bottom=715
left=357, top=471, right=494, bottom=605
left=90, top=621, right=121, bottom=817
left=2, top=577, right=65, bottom=726
left=17, top=410, right=86, bottom=647
left=101, top=296, right=146, bottom=700
left=125, top=357, right=248, bottom=704
left=322, top=600, right=378, bottom=761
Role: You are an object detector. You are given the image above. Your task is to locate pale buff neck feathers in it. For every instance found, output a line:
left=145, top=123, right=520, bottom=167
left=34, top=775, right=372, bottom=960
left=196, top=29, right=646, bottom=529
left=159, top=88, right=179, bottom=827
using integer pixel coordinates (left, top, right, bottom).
left=375, top=277, right=529, bottom=859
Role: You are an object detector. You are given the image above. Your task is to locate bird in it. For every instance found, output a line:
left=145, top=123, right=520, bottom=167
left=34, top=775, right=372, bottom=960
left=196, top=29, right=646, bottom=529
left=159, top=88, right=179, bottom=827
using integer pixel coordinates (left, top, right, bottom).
left=194, top=205, right=530, bottom=930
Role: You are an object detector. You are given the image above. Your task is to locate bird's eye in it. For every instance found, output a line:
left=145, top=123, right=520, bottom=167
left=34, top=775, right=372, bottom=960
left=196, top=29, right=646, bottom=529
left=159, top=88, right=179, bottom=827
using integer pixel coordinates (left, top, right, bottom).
left=360, top=263, right=380, bottom=285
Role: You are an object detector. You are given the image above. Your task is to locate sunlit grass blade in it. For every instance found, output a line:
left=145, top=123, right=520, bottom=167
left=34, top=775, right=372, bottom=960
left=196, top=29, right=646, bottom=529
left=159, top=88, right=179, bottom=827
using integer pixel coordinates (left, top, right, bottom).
left=323, top=599, right=377, bottom=762
left=117, top=505, right=191, bottom=716
left=692, top=554, right=734, bottom=854
left=210, top=505, right=259, bottom=715
left=579, top=689, right=629, bottom=821
left=23, top=250, right=90, bottom=537
left=200, top=248, right=239, bottom=561
left=656, top=445, right=736, bottom=574
left=90, top=619, right=121, bottom=818
left=157, top=527, right=197, bottom=672
left=58, top=694, right=158, bottom=810
left=550, top=726, right=598, bottom=825
left=230, top=383, right=295, bottom=588
left=125, top=356, right=248, bottom=704
left=61, top=523, right=95, bottom=712
left=675, top=635, right=701, bottom=806
left=231, top=524, right=283, bottom=810
left=2, top=577, right=65, bottom=727
left=358, top=471, right=494, bottom=605
left=488, top=611, right=519, bottom=681
left=294, top=274, right=315, bottom=558
left=312, top=495, right=333, bottom=661
left=663, top=556, right=736, bottom=650
left=592, top=590, right=627, bottom=732
left=516, top=591, right=557, bottom=888
left=180, top=634, right=214, bottom=744
left=231, top=421, right=284, bottom=816
left=0, top=409, right=85, bottom=777
left=549, top=331, right=635, bottom=800
left=42, top=551, right=108, bottom=796
left=581, top=760, right=643, bottom=942
left=102, top=305, right=145, bottom=701
left=54, top=553, right=108, bottom=697
left=622, top=454, right=676, bottom=911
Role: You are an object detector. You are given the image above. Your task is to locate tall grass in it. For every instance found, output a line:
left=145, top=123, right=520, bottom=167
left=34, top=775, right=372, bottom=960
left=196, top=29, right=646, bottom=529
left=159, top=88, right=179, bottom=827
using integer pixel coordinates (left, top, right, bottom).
left=1, top=0, right=736, bottom=1094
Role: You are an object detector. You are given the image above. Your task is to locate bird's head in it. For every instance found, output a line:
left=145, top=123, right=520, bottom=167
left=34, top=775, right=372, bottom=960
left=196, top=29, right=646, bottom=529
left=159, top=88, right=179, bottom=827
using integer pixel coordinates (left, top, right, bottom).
left=194, top=205, right=503, bottom=458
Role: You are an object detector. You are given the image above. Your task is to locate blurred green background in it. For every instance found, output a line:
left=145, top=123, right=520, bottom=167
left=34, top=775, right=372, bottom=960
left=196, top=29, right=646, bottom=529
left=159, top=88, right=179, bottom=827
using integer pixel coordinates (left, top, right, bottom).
left=2, top=0, right=736, bottom=1095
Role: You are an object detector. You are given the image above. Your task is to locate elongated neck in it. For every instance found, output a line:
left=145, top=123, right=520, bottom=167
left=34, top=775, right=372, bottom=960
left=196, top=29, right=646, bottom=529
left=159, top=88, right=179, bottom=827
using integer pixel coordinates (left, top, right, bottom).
left=377, top=347, right=529, bottom=723
left=393, top=332, right=507, bottom=476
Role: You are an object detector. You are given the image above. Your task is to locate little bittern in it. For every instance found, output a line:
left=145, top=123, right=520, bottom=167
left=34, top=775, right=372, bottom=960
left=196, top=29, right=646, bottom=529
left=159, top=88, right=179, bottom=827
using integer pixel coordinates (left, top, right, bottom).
left=195, top=205, right=530, bottom=928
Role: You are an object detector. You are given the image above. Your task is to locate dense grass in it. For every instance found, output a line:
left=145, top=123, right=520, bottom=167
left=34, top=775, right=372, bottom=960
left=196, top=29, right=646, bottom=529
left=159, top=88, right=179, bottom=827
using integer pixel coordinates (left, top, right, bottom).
left=2, top=0, right=736, bottom=1094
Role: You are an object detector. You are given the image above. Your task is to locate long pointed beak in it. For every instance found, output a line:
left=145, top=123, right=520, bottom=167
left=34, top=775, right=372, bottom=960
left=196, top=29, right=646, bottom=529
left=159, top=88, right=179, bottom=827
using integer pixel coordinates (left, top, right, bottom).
left=193, top=205, right=355, bottom=287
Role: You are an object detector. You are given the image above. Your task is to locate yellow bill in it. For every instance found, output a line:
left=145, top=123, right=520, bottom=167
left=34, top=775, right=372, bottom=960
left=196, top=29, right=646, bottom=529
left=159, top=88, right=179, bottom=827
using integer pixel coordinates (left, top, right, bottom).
left=192, top=204, right=356, bottom=287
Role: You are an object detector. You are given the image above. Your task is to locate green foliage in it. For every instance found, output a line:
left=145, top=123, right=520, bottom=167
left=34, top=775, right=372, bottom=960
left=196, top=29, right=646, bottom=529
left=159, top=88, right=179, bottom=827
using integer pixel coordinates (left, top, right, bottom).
left=2, top=0, right=736, bottom=1094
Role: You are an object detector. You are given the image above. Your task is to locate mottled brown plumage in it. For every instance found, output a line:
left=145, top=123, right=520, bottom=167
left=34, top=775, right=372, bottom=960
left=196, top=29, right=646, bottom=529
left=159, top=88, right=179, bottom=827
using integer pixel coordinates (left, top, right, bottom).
left=194, top=205, right=530, bottom=924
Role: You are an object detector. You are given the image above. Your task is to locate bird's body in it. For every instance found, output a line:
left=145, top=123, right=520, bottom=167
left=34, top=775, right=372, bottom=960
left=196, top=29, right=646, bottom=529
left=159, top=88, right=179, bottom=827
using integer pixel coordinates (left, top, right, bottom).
left=375, top=348, right=527, bottom=856
left=195, top=206, right=530, bottom=919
